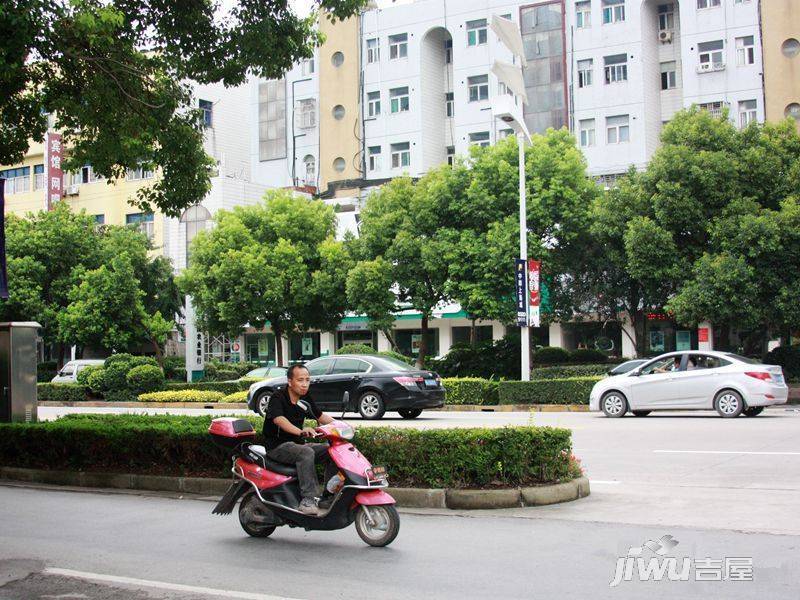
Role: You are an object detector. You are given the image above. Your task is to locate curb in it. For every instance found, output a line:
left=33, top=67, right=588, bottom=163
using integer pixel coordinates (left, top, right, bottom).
left=0, top=467, right=588, bottom=510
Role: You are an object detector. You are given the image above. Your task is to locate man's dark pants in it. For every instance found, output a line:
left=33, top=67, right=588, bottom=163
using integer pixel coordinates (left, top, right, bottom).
left=267, top=442, right=338, bottom=500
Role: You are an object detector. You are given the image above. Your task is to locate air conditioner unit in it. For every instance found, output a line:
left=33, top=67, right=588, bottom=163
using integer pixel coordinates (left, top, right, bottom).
left=65, top=184, right=79, bottom=195
left=659, top=30, right=673, bottom=43
left=697, top=62, right=713, bottom=73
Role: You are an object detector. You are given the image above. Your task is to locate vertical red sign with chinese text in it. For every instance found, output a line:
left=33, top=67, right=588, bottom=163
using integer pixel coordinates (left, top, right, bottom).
left=45, top=132, right=63, bottom=210
left=528, top=259, right=541, bottom=327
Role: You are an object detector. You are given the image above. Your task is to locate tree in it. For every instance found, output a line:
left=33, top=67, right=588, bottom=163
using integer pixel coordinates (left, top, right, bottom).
left=58, top=255, right=173, bottom=365
left=177, top=190, right=351, bottom=365
left=1, top=0, right=366, bottom=216
left=346, top=257, right=400, bottom=350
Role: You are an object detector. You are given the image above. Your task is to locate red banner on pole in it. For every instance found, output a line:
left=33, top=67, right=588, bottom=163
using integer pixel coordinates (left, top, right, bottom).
left=45, top=132, right=63, bottom=210
left=528, top=259, right=541, bottom=327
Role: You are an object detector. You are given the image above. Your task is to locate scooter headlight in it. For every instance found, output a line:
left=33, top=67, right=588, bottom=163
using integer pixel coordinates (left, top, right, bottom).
left=328, top=421, right=355, bottom=440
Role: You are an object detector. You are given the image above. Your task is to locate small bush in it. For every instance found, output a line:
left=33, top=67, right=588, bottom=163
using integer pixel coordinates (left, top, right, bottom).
left=37, top=383, right=89, bottom=403
left=138, top=390, right=226, bottom=403
left=531, top=346, right=572, bottom=365
left=569, top=348, right=608, bottom=364
left=498, top=377, right=602, bottom=405
left=377, top=350, right=414, bottom=365
left=442, top=378, right=499, bottom=406
left=221, top=391, right=249, bottom=403
left=126, top=365, right=166, bottom=394
left=765, top=345, right=800, bottom=382
left=336, top=343, right=377, bottom=355
left=531, top=364, right=614, bottom=379
left=162, top=356, right=185, bottom=380
left=85, top=367, right=108, bottom=395
left=214, top=369, right=239, bottom=381
left=76, top=365, right=103, bottom=387
left=104, top=353, right=135, bottom=367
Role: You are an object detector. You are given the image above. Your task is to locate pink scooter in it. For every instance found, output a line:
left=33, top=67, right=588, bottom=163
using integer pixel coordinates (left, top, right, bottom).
left=209, top=408, right=399, bottom=547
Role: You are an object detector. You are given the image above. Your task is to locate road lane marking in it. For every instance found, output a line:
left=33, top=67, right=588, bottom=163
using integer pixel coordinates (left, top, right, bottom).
left=44, top=568, right=302, bottom=600
left=654, top=450, right=800, bottom=456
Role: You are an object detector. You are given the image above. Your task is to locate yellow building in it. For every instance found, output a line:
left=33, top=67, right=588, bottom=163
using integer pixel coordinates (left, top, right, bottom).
left=761, top=0, right=800, bottom=131
left=1, top=142, right=165, bottom=250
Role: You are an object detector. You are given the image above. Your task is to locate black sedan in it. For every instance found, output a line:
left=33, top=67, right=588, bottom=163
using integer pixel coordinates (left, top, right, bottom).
left=246, top=354, right=445, bottom=420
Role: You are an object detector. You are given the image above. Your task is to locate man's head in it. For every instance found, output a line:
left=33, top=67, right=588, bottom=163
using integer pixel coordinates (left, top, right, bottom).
left=286, top=364, right=310, bottom=397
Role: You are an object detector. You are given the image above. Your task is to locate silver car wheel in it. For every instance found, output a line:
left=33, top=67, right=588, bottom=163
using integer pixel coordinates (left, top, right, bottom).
left=257, top=393, right=271, bottom=417
left=718, top=393, right=740, bottom=415
left=603, top=394, right=625, bottom=416
left=360, top=394, right=381, bottom=417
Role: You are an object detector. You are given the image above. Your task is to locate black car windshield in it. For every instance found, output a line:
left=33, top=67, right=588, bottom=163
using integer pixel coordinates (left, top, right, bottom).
left=373, top=356, right=415, bottom=371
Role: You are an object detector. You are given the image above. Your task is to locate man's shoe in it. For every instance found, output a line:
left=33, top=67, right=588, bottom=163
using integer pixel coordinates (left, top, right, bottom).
left=318, top=495, right=334, bottom=510
left=298, top=497, right=321, bottom=516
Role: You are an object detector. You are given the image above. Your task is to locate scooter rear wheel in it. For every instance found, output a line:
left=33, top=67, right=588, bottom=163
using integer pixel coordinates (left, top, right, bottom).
left=238, top=493, right=276, bottom=538
left=355, top=505, right=400, bottom=547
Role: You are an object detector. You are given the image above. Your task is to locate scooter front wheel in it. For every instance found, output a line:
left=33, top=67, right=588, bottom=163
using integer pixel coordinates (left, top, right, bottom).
left=238, top=492, right=276, bottom=538
left=355, top=504, right=400, bottom=547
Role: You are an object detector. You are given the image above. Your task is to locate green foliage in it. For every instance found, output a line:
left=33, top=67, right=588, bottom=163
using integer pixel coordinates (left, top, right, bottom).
left=164, top=381, right=247, bottom=395
left=85, top=367, right=108, bottom=396
left=531, top=346, right=572, bottom=365
left=76, top=365, right=103, bottom=386
left=764, top=345, right=800, bottom=382
left=162, top=357, right=186, bottom=381
left=568, top=348, right=608, bottom=364
left=36, top=383, right=90, bottom=403
left=0, top=414, right=578, bottom=487
left=138, top=390, right=226, bottom=403
left=126, top=365, right=166, bottom=394
left=377, top=350, right=414, bottom=365
left=430, top=334, right=521, bottom=380
left=221, top=391, right=249, bottom=403
left=531, top=364, right=614, bottom=379
left=498, top=377, right=602, bottom=405
left=442, top=378, right=499, bottom=406
left=37, top=361, right=58, bottom=383
left=336, top=343, right=377, bottom=355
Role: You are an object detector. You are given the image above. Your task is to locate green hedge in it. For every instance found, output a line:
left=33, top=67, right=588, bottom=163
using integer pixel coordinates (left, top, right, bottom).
left=126, top=365, right=165, bottom=393
left=531, top=346, right=572, bottom=364
left=499, top=377, right=602, bottom=405
left=442, top=378, right=499, bottom=405
left=221, top=391, right=249, bottom=403
left=336, top=343, right=377, bottom=355
left=36, top=383, right=90, bottom=403
left=37, top=361, right=58, bottom=383
left=0, top=414, right=580, bottom=487
left=138, top=390, right=226, bottom=403
left=531, top=364, right=613, bottom=379
left=164, top=381, right=246, bottom=395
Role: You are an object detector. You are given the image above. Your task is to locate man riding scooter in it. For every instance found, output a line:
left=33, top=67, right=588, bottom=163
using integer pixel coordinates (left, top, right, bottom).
left=262, top=364, right=338, bottom=516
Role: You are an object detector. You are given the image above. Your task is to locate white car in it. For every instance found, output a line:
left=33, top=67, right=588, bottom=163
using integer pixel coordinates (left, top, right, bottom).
left=51, top=359, right=106, bottom=384
left=589, top=351, right=788, bottom=418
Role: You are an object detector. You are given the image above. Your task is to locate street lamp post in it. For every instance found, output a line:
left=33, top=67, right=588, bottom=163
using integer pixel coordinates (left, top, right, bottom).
left=490, top=16, right=532, bottom=381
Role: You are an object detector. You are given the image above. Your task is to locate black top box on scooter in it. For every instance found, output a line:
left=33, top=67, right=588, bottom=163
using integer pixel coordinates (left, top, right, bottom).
left=209, top=417, right=257, bottom=451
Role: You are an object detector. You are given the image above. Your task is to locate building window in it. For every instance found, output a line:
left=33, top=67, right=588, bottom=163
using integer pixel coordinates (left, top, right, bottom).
left=367, top=38, right=380, bottom=63
left=576, top=1, right=591, bottom=28
left=368, top=146, right=382, bottom=172
left=80, top=164, right=103, bottom=184
left=0, top=166, right=30, bottom=194
left=785, top=103, right=800, bottom=120
left=180, top=205, right=211, bottom=265
left=367, top=91, right=381, bottom=117
left=606, top=114, right=630, bottom=144
left=390, top=86, right=410, bottom=113
left=332, top=104, right=345, bottom=120
left=93, top=214, right=105, bottom=225
left=660, top=61, right=677, bottom=89
left=595, top=172, right=626, bottom=189
left=697, top=0, right=721, bottom=8
left=445, top=92, right=454, bottom=117
left=604, top=54, right=628, bottom=84
left=498, top=128, right=514, bottom=139
left=466, top=19, right=488, bottom=46
left=333, top=157, right=346, bottom=173
left=331, top=51, right=344, bottom=67
left=469, top=131, right=490, bottom=148
left=390, top=142, right=410, bottom=169
left=303, top=155, right=315, bottom=185
left=781, top=39, right=800, bottom=59
left=199, top=99, right=213, bottom=128
left=258, top=79, right=286, bottom=161
left=658, top=4, right=675, bottom=30
left=736, top=36, right=755, bottom=66
left=127, top=163, right=154, bottom=181
left=579, top=119, right=596, bottom=147
left=444, top=39, right=453, bottom=64
left=33, top=164, right=45, bottom=190
left=389, top=33, right=408, bottom=60
left=295, top=98, right=316, bottom=129
left=578, top=59, right=593, bottom=88
left=446, top=146, right=455, bottom=165
left=698, top=40, right=724, bottom=68
left=126, top=212, right=155, bottom=241
left=699, top=101, right=725, bottom=118
left=301, top=58, right=315, bottom=75
left=602, top=0, right=625, bottom=24
left=734, top=0, right=751, bottom=3
left=739, top=99, right=757, bottom=128
left=467, top=74, right=489, bottom=102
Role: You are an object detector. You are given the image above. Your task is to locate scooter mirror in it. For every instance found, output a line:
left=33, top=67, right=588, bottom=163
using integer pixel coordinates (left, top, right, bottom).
left=341, top=391, right=349, bottom=418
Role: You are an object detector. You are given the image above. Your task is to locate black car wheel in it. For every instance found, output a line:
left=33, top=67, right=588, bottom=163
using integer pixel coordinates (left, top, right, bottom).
left=398, top=408, right=422, bottom=419
left=255, top=391, right=272, bottom=417
left=358, top=391, right=386, bottom=420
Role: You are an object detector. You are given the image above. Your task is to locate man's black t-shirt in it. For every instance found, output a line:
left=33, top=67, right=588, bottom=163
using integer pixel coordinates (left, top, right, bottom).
left=263, top=388, right=322, bottom=450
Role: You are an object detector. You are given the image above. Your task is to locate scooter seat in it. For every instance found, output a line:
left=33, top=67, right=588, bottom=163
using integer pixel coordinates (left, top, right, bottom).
left=246, top=445, right=298, bottom=476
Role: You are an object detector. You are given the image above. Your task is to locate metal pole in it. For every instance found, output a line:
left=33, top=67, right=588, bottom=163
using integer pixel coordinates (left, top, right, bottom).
left=518, top=132, right=530, bottom=382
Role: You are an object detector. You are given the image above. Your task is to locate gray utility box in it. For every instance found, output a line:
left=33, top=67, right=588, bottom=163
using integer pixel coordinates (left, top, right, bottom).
left=0, top=322, right=41, bottom=423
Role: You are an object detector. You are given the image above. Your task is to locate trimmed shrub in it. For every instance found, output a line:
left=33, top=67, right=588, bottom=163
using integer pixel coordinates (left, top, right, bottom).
left=221, top=391, right=249, bottom=403
left=377, top=350, right=414, bottom=365
left=765, top=345, right=800, bottom=382
left=76, top=365, right=103, bottom=387
left=0, top=414, right=579, bottom=487
left=498, top=377, right=602, bottom=405
left=215, top=369, right=239, bottom=381
left=568, top=348, right=608, bottom=364
left=138, top=390, right=226, bottom=403
left=104, top=353, right=135, bottom=367
left=37, top=361, right=58, bottom=382
left=85, top=367, right=108, bottom=395
left=531, top=346, right=572, bottom=365
left=37, top=383, right=90, bottom=403
left=238, top=377, right=262, bottom=386
left=162, top=356, right=185, bottom=381
left=165, top=381, right=245, bottom=395
left=442, top=378, right=499, bottom=406
left=430, top=334, right=522, bottom=380
left=126, top=365, right=166, bottom=394
left=336, top=343, right=377, bottom=355
left=531, top=364, right=613, bottom=379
